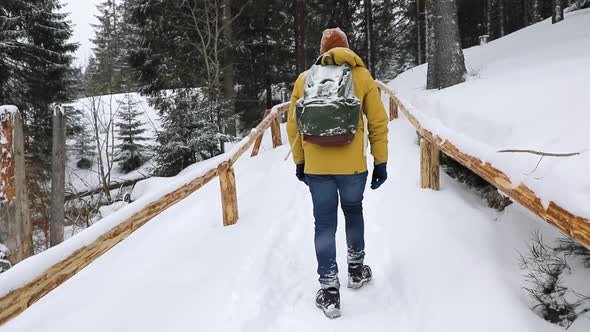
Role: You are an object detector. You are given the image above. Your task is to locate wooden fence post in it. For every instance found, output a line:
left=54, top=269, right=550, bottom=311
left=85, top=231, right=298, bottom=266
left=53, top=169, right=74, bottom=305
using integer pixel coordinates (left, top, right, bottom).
left=50, top=107, right=65, bottom=246
left=218, top=162, right=238, bottom=226
left=420, top=138, right=440, bottom=190
left=0, top=107, right=32, bottom=264
left=389, top=97, right=398, bottom=120
left=251, top=110, right=270, bottom=157
left=270, top=115, right=282, bottom=148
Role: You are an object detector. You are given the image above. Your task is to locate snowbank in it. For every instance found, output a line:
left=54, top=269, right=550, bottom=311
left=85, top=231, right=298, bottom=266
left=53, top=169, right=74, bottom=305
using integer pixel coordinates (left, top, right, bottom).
left=389, top=9, right=590, bottom=219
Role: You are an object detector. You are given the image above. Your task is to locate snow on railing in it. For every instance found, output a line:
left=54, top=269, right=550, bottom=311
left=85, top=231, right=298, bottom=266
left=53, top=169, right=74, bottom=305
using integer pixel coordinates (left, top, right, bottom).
left=0, top=102, right=290, bottom=326
left=375, top=81, right=590, bottom=251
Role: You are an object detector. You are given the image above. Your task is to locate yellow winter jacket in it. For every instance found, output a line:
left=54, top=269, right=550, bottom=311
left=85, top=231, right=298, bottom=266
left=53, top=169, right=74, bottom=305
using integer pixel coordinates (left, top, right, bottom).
left=287, top=47, right=389, bottom=175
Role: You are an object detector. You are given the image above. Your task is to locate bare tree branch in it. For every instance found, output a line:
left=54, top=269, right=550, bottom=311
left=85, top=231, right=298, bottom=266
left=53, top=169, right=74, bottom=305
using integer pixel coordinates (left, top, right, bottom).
left=497, top=149, right=581, bottom=157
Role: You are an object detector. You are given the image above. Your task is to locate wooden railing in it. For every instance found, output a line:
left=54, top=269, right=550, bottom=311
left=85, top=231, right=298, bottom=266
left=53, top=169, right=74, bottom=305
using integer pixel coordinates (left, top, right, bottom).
left=375, top=81, right=590, bottom=251
left=0, top=103, right=289, bottom=326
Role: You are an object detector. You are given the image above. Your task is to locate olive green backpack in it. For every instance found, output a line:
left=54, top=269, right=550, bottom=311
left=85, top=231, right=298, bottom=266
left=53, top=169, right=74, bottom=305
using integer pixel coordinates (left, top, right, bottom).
left=295, top=58, right=362, bottom=146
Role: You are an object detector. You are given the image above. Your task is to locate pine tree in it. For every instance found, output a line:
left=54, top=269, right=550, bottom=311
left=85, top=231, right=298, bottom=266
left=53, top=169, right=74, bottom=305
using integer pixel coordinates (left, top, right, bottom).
left=72, top=120, right=97, bottom=169
left=116, top=0, right=139, bottom=91
left=294, top=0, right=306, bottom=74
left=116, top=94, right=149, bottom=173
left=0, top=0, right=27, bottom=104
left=83, top=56, right=100, bottom=96
left=155, top=90, right=220, bottom=177
left=372, top=0, right=417, bottom=77
left=530, top=0, right=544, bottom=23
left=91, top=0, right=123, bottom=95
left=24, top=0, right=77, bottom=169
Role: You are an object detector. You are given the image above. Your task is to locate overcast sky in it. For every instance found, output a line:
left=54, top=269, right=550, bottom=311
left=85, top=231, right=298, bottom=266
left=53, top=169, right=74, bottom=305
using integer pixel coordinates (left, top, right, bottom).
left=63, top=0, right=99, bottom=67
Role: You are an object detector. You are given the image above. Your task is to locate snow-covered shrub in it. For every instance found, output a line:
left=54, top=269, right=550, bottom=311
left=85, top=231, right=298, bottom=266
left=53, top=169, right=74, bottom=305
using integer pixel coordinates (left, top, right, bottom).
left=0, top=243, right=11, bottom=274
left=520, top=233, right=590, bottom=328
left=440, top=153, right=512, bottom=211
left=76, top=157, right=93, bottom=169
left=566, top=0, right=589, bottom=12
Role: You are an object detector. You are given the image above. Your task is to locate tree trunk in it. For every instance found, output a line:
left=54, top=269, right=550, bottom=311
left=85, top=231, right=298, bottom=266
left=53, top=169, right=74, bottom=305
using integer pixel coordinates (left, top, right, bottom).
left=499, top=0, right=506, bottom=36
left=50, top=108, right=65, bottom=247
left=0, top=108, right=32, bottom=264
left=552, top=0, right=564, bottom=23
left=223, top=0, right=236, bottom=135
left=425, top=0, right=432, bottom=66
left=416, top=0, right=423, bottom=64
left=426, top=0, right=467, bottom=90
left=531, top=0, right=543, bottom=23
left=487, top=0, right=496, bottom=40
left=295, top=0, right=305, bottom=74
left=523, top=0, right=529, bottom=26
left=364, top=0, right=375, bottom=76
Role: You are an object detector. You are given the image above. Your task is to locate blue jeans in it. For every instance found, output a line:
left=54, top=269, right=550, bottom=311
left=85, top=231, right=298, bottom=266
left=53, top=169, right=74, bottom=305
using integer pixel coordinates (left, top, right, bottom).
left=305, top=172, right=368, bottom=289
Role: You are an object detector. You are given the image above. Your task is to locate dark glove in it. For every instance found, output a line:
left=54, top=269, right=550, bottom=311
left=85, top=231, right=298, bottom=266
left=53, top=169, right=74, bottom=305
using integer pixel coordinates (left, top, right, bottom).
left=370, top=163, right=387, bottom=190
left=296, top=163, right=307, bottom=185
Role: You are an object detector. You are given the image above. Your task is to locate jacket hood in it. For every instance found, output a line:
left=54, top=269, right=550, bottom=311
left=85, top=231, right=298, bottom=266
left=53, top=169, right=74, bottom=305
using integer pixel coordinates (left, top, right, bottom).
left=317, top=47, right=366, bottom=68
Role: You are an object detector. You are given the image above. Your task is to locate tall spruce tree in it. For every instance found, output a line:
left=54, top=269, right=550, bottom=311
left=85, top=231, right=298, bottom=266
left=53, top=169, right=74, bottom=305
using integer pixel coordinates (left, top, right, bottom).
left=0, top=0, right=29, bottom=105
left=116, top=94, right=149, bottom=173
left=27, top=0, right=77, bottom=165
left=154, top=90, right=220, bottom=176
left=1, top=0, right=77, bottom=164
left=91, top=0, right=123, bottom=95
left=127, top=0, right=244, bottom=174
left=72, top=120, right=97, bottom=169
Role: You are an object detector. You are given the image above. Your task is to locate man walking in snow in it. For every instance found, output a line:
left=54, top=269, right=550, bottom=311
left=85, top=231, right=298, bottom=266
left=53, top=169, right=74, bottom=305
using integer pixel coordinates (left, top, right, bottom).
left=287, top=28, right=389, bottom=318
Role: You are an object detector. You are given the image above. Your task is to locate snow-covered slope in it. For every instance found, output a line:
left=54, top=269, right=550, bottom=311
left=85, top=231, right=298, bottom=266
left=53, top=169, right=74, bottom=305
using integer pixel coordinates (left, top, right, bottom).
left=2, top=116, right=589, bottom=331
left=390, top=9, right=590, bottom=219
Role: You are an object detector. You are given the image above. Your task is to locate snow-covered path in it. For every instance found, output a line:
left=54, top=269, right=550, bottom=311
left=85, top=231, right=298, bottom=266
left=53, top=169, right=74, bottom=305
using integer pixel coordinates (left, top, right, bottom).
left=2, top=117, right=582, bottom=332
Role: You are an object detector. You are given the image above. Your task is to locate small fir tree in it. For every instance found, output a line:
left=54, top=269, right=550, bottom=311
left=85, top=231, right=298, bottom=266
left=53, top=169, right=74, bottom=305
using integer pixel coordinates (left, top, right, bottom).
left=73, top=120, right=97, bottom=169
left=116, top=94, right=149, bottom=173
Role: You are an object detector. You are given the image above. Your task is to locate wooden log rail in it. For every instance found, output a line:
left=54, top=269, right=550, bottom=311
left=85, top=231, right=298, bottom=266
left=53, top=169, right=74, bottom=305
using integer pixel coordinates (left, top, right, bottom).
left=0, top=103, right=289, bottom=326
left=375, top=81, right=590, bottom=251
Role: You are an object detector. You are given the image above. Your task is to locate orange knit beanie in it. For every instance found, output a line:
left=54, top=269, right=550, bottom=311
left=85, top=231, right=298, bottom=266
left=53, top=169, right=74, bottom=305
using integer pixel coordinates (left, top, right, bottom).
left=320, top=28, right=349, bottom=54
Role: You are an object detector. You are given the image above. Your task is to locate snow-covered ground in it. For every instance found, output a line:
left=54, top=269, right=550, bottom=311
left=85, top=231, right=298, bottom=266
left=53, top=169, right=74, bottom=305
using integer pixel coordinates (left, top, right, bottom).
left=2, top=116, right=589, bottom=331
left=390, top=9, right=590, bottom=219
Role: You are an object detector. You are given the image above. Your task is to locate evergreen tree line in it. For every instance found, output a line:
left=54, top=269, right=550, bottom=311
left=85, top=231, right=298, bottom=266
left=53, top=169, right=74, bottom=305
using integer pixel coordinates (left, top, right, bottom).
left=84, top=0, right=418, bottom=176
left=84, top=0, right=588, bottom=177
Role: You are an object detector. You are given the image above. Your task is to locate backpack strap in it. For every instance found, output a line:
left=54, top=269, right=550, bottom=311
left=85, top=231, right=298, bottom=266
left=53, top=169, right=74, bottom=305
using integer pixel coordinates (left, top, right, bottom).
left=362, top=112, right=368, bottom=157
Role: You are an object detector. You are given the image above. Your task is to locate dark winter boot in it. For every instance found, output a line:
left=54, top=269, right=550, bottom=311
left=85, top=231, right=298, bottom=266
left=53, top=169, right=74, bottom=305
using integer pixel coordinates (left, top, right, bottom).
left=315, top=287, right=341, bottom=318
left=347, top=264, right=372, bottom=289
